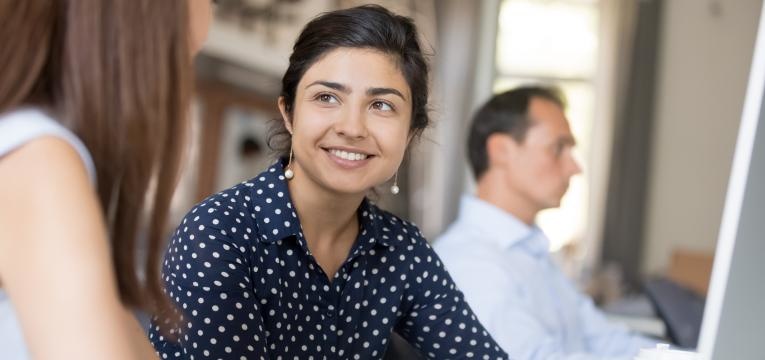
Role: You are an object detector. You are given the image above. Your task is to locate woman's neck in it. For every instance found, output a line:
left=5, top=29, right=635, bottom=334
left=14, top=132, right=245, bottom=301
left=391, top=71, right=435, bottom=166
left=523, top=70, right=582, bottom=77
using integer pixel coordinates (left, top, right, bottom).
left=286, top=167, right=365, bottom=248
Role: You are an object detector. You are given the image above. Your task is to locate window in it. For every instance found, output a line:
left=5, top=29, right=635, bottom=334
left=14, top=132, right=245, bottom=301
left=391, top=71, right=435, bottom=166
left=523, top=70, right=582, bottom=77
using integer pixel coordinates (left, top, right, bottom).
left=494, top=0, right=600, bottom=252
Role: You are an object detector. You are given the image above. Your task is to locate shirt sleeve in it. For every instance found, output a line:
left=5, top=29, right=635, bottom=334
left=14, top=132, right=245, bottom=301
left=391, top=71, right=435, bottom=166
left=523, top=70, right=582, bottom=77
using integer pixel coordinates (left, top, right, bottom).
left=149, top=205, right=270, bottom=359
left=575, top=286, right=658, bottom=357
left=441, top=252, right=651, bottom=360
left=394, top=228, right=509, bottom=360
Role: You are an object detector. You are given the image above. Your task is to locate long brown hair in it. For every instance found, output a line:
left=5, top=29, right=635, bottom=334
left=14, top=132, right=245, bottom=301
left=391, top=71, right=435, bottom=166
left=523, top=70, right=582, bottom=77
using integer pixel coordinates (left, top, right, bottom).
left=0, top=0, right=192, bottom=316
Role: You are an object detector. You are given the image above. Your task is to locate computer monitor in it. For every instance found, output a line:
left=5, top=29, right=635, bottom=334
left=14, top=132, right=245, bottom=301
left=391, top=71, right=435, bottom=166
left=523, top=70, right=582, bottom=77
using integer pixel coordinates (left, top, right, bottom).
left=697, top=3, right=765, bottom=359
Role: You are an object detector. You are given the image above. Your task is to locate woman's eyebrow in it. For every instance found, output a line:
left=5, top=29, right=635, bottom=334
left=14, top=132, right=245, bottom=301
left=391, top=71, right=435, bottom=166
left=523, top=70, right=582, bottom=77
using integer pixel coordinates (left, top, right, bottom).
left=367, top=87, right=407, bottom=101
left=306, top=80, right=350, bottom=93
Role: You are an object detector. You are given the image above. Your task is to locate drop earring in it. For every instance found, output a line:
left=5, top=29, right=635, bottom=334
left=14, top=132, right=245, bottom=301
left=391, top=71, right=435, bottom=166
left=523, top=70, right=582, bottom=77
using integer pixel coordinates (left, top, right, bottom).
left=284, top=146, right=294, bottom=180
left=390, top=172, right=400, bottom=195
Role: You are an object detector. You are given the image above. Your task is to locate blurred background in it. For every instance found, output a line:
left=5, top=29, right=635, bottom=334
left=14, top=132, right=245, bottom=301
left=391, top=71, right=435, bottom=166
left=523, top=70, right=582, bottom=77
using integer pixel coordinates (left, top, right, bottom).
left=168, top=0, right=761, bottom=343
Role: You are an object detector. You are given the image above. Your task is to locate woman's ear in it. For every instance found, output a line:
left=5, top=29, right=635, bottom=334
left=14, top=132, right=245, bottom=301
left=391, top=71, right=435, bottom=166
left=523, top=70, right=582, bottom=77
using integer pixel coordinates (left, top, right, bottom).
left=406, top=132, right=415, bottom=147
left=277, top=97, right=293, bottom=135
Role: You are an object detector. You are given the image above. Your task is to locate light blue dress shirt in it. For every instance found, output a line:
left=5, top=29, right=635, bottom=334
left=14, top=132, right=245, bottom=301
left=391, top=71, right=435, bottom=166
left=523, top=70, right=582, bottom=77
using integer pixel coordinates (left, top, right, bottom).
left=434, top=195, right=656, bottom=360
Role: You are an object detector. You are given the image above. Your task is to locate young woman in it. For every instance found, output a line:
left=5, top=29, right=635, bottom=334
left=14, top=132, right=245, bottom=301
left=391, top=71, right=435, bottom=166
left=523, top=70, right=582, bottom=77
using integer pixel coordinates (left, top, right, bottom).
left=150, top=5, right=509, bottom=359
left=0, top=1, right=212, bottom=359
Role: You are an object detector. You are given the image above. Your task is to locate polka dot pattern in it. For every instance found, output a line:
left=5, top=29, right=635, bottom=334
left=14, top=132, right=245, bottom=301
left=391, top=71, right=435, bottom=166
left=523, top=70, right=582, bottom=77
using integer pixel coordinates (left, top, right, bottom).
left=149, top=161, right=509, bottom=359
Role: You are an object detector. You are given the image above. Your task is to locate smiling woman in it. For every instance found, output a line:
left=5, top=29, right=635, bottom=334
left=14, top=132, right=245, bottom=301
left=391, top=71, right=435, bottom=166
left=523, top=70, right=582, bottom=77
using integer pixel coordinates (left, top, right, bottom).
left=280, top=48, right=412, bottom=197
left=149, top=4, right=509, bottom=360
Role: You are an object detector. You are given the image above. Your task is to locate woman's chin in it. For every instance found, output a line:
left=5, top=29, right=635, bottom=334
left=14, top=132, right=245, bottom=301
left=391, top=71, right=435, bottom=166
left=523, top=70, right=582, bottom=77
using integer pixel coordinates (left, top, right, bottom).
left=315, top=177, right=378, bottom=197
left=326, top=184, right=372, bottom=197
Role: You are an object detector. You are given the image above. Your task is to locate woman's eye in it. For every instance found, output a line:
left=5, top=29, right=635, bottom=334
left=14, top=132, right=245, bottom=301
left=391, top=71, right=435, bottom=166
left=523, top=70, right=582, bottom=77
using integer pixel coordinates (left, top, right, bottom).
left=372, top=101, right=393, bottom=111
left=317, top=94, right=338, bottom=104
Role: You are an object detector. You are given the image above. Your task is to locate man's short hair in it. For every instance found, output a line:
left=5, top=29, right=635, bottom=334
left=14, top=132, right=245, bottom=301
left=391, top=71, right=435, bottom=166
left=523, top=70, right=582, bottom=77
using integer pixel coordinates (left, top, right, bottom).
left=467, top=85, right=566, bottom=180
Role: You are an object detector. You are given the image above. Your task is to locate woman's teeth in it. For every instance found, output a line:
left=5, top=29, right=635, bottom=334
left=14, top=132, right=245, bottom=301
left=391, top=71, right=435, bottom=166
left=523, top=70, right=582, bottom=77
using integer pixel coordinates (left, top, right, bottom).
left=330, top=149, right=369, bottom=161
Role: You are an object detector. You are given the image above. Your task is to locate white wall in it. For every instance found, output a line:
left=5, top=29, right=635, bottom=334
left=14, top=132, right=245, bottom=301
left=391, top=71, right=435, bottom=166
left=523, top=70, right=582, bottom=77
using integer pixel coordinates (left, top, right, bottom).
left=203, top=0, right=331, bottom=77
left=642, top=0, right=762, bottom=275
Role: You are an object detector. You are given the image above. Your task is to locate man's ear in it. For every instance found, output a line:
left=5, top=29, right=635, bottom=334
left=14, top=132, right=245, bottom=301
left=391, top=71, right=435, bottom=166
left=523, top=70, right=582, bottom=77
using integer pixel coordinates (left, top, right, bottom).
left=278, top=97, right=293, bottom=134
left=486, top=133, right=518, bottom=168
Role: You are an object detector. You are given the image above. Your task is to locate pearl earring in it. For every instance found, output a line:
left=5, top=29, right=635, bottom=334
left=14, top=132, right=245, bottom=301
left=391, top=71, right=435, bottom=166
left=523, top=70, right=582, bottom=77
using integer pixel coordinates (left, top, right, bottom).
left=284, top=146, right=294, bottom=180
left=390, top=172, right=400, bottom=195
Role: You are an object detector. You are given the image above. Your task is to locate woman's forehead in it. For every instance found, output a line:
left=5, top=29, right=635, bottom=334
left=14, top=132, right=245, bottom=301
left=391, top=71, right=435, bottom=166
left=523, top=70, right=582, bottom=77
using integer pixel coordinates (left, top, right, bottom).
left=297, top=48, right=411, bottom=99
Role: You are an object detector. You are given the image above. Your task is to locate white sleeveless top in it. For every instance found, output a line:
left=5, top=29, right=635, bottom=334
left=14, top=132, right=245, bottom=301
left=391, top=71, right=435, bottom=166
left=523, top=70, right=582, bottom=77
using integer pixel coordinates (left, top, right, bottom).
left=0, top=108, right=96, bottom=360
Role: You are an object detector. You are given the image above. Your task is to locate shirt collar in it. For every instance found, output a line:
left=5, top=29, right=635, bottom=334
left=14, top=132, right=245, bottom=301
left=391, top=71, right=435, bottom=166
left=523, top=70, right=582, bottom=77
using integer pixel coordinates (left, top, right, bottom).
left=456, top=195, right=550, bottom=257
left=248, top=159, right=397, bottom=249
left=355, top=198, right=400, bottom=250
left=247, top=159, right=301, bottom=244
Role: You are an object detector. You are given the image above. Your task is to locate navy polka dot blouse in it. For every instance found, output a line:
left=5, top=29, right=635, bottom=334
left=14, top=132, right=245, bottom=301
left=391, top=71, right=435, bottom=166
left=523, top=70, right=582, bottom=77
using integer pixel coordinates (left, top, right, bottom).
left=149, top=161, right=509, bottom=359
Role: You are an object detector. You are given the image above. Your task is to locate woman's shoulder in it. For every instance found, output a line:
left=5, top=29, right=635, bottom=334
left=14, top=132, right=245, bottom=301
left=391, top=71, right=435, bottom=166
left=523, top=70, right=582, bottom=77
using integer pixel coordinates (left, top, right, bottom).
left=0, top=136, right=100, bottom=242
left=179, top=181, right=257, bottom=234
left=174, top=162, right=292, bottom=245
left=0, top=108, right=95, bottom=182
left=362, top=200, right=430, bottom=250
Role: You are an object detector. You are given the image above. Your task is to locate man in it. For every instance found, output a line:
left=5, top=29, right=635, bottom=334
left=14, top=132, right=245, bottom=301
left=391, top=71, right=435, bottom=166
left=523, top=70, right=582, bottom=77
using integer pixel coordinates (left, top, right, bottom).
left=435, top=86, right=655, bottom=359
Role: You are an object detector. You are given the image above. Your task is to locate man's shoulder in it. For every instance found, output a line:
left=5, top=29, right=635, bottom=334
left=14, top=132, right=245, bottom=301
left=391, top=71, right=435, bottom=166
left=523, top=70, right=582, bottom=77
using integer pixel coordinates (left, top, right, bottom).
left=434, top=221, right=547, bottom=282
left=433, top=221, right=507, bottom=269
left=433, top=219, right=502, bottom=253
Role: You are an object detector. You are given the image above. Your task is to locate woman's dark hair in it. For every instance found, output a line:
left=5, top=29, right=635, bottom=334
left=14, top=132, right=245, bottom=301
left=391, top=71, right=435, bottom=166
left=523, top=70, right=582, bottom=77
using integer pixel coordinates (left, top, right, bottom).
left=0, top=0, right=192, bottom=319
left=270, top=4, right=430, bottom=156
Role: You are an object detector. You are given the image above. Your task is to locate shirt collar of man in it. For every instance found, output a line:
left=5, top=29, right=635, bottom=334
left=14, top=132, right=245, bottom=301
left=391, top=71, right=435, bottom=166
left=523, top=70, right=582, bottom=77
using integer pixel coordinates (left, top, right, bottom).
left=457, top=194, right=550, bottom=258
left=248, top=159, right=397, bottom=249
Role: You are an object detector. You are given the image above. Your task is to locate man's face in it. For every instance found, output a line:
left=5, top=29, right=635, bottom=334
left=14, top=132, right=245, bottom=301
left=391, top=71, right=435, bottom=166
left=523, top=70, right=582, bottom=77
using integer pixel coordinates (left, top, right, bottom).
left=502, top=97, right=582, bottom=212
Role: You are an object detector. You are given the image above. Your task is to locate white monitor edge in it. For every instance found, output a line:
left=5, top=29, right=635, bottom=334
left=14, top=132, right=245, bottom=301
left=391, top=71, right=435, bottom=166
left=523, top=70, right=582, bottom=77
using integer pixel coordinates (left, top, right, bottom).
left=696, top=2, right=765, bottom=359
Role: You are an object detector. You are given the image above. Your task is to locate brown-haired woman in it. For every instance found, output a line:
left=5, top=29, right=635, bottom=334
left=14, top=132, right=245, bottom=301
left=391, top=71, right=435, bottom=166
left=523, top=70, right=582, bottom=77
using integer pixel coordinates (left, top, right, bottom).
left=150, top=5, right=509, bottom=359
left=0, top=1, right=212, bottom=359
